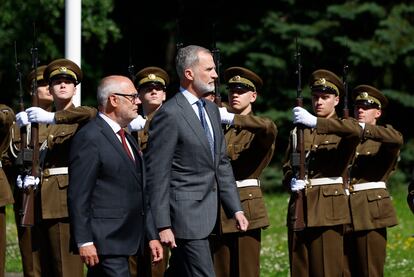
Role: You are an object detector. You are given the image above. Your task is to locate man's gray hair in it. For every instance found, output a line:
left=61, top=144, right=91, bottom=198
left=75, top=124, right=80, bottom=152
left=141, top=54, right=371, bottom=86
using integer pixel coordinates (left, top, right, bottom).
left=175, top=45, right=212, bottom=81
left=97, top=76, right=131, bottom=107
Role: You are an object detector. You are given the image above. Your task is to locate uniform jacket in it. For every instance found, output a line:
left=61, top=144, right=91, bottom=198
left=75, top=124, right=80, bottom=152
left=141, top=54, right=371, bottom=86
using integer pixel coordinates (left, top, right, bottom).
left=40, top=106, right=96, bottom=219
left=283, top=114, right=361, bottom=228
left=137, top=111, right=156, bottom=152
left=68, top=115, right=157, bottom=255
left=145, top=91, right=242, bottom=240
left=221, top=112, right=277, bottom=233
left=349, top=123, right=402, bottom=231
left=0, top=104, right=14, bottom=207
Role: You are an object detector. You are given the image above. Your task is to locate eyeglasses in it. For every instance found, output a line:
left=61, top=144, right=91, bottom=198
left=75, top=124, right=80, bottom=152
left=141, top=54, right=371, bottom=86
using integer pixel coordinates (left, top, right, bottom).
left=113, top=92, right=139, bottom=103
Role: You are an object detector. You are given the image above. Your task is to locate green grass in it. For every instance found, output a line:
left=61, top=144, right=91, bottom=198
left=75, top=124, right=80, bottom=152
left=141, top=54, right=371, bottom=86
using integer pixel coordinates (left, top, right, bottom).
left=5, top=185, right=414, bottom=275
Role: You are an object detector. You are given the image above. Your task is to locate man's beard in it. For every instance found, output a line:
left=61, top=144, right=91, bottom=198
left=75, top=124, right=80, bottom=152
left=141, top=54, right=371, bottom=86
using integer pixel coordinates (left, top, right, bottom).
left=194, top=77, right=214, bottom=94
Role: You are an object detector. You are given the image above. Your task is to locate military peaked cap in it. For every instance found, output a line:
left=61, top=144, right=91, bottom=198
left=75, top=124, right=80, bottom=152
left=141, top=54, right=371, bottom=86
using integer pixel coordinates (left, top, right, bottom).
left=224, top=66, right=263, bottom=91
left=310, top=69, right=344, bottom=96
left=43, top=58, right=83, bottom=85
left=26, top=65, right=47, bottom=90
left=135, top=66, right=169, bottom=88
left=352, top=84, right=388, bottom=109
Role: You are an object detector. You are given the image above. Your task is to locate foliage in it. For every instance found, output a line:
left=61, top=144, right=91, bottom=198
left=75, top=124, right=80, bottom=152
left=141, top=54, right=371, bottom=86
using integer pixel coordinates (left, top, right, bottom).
left=1, top=0, right=414, bottom=182
left=0, top=0, right=120, bottom=107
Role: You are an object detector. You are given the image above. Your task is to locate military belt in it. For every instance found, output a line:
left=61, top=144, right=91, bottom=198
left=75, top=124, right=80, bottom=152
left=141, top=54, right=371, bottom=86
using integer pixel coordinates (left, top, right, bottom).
left=307, top=177, right=343, bottom=187
left=351, top=181, right=386, bottom=192
left=43, top=167, right=68, bottom=177
left=236, top=179, right=260, bottom=188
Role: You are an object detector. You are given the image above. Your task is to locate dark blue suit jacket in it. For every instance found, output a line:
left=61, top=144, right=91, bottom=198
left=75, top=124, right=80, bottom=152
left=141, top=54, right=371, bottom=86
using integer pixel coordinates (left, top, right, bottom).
left=68, top=115, right=157, bottom=255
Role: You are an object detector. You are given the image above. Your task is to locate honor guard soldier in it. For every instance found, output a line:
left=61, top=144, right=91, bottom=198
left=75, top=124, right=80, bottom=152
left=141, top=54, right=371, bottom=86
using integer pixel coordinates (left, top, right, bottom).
left=209, top=67, right=277, bottom=277
left=8, top=65, right=51, bottom=277
left=0, top=104, right=15, bottom=277
left=283, top=69, right=361, bottom=276
left=344, top=85, right=403, bottom=276
left=17, top=58, right=96, bottom=277
left=128, top=66, right=170, bottom=277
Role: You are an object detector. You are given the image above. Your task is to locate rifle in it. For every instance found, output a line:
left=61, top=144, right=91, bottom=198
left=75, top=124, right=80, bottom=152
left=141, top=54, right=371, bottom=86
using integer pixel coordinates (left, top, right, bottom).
left=211, top=23, right=222, bottom=107
left=20, top=23, right=39, bottom=227
left=342, top=65, right=349, bottom=118
left=342, top=64, right=350, bottom=193
left=15, top=42, right=34, bottom=225
left=290, top=38, right=306, bottom=231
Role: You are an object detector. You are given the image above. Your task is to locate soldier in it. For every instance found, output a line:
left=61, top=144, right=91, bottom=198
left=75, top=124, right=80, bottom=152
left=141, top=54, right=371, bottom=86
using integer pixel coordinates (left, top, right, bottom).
left=210, top=67, right=277, bottom=277
left=0, top=103, right=15, bottom=277
left=283, top=69, right=361, bottom=276
left=18, top=58, right=96, bottom=277
left=128, top=66, right=170, bottom=277
left=344, top=85, right=403, bottom=276
left=8, top=65, right=51, bottom=277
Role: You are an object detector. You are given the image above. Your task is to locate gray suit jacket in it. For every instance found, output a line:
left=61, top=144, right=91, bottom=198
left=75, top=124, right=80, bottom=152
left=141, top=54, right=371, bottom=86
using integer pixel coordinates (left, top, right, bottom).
left=145, top=92, right=242, bottom=239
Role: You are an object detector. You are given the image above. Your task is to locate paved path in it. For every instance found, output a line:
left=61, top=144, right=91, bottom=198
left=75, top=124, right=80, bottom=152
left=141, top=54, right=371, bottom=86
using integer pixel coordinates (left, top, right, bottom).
left=5, top=273, right=22, bottom=277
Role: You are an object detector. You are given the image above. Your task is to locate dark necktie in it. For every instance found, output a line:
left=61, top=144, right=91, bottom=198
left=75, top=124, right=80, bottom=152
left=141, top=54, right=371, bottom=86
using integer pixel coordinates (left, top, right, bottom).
left=117, top=128, right=134, bottom=161
left=196, top=99, right=214, bottom=158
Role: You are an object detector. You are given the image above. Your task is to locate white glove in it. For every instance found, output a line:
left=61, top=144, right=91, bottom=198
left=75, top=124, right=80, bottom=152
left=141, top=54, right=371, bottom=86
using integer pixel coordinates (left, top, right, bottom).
left=16, top=111, right=29, bottom=128
left=16, top=175, right=23, bottom=189
left=293, top=106, right=317, bottom=128
left=290, top=178, right=306, bottom=192
left=128, top=115, right=147, bottom=132
left=26, top=107, right=55, bottom=124
left=219, top=107, right=235, bottom=125
left=358, top=122, right=366, bottom=129
left=23, top=175, right=40, bottom=189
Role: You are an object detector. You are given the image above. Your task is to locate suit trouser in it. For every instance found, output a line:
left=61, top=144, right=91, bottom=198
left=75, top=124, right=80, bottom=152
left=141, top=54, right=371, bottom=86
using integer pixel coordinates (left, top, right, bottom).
left=165, top=238, right=215, bottom=277
left=0, top=206, right=6, bottom=277
left=288, top=225, right=345, bottom=277
left=210, top=229, right=261, bottom=277
left=88, top=255, right=130, bottom=277
left=343, top=228, right=387, bottom=277
left=35, top=218, right=84, bottom=277
left=128, top=245, right=169, bottom=277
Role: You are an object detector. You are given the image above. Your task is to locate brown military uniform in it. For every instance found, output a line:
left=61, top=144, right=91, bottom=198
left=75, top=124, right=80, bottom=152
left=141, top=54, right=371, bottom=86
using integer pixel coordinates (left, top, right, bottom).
left=211, top=112, right=276, bottom=277
left=33, top=59, right=93, bottom=277
left=129, top=66, right=169, bottom=277
left=209, top=66, right=276, bottom=277
left=283, top=115, right=361, bottom=277
left=0, top=104, right=15, bottom=277
left=36, top=105, right=95, bottom=277
left=344, top=85, right=402, bottom=276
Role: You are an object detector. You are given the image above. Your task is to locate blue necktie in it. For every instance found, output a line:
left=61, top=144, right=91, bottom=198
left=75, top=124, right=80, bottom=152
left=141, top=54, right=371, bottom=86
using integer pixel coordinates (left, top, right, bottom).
left=196, top=99, right=214, bottom=158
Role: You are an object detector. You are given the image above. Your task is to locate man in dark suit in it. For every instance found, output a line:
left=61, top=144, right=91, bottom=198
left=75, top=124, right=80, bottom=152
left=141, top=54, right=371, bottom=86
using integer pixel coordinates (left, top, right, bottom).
left=68, top=75, right=163, bottom=277
left=145, top=45, right=249, bottom=277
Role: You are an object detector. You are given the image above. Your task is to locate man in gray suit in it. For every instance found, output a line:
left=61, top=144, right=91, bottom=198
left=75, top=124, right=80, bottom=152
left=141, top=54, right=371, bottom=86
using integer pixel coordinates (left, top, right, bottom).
left=145, top=45, right=249, bottom=277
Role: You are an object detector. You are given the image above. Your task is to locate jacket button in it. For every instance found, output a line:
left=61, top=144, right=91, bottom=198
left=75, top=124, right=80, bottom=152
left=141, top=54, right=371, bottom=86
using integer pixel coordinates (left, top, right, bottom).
left=249, top=193, right=253, bottom=198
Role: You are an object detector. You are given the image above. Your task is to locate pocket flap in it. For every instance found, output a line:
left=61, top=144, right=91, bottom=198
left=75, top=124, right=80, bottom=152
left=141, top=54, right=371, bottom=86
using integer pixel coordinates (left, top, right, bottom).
left=366, top=189, right=390, bottom=202
left=175, top=191, right=203, bottom=201
left=239, top=187, right=263, bottom=201
left=322, top=186, right=345, bottom=197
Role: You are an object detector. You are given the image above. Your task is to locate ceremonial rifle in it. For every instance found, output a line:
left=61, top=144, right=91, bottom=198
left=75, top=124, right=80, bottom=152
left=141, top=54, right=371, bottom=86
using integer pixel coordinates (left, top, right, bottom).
left=291, top=38, right=306, bottom=231
left=15, top=42, right=34, bottom=226
left=342, top=64, right=350, bottom=192
left=21, top=23, right=39, bottom=227
left=211, top=23, right=222, bottom=107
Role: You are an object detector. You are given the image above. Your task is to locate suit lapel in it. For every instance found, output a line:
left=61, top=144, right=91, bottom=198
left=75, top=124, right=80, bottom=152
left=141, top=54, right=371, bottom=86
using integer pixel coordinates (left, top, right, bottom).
left=96, top=117, right=140, bottom=180
left=175, top=93, right=214, bottom=162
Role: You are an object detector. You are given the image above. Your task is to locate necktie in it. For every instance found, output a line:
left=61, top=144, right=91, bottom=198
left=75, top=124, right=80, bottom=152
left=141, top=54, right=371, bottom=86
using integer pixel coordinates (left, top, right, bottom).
left=117, top=128, right=134, bottom=161
left=196, top=99, right=214, bottom=158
